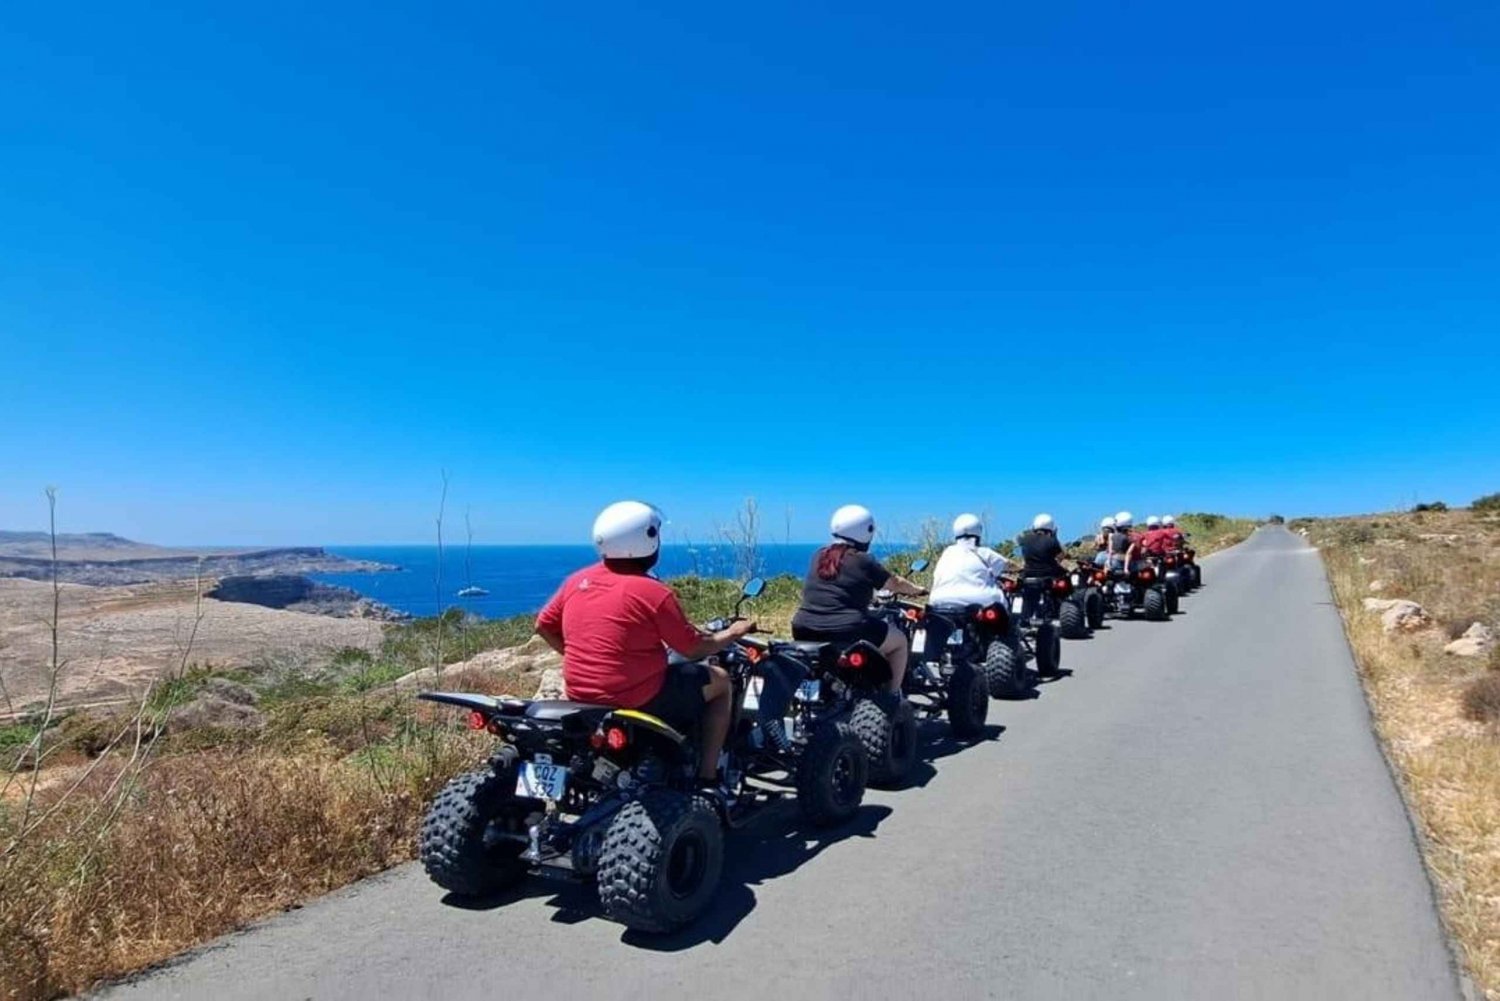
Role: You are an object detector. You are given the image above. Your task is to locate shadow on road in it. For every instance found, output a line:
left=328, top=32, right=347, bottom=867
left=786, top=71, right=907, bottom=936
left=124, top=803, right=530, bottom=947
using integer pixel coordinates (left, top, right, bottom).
left=442, top=803, right=894, bottom=949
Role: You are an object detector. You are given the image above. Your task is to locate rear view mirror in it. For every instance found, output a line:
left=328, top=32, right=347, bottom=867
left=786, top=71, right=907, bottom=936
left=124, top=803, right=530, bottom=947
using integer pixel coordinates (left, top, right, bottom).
left=910, top=558, right=929, bottom=573
left=742, top=577, right=765, bottom=598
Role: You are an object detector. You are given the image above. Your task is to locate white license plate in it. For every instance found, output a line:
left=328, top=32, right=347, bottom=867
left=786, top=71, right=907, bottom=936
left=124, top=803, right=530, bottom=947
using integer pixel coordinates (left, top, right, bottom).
left=1114, top=583, right=1132, bottom=595
left=1010, top=596, right=1025, bottom=614
left=516, top=754, right=568, bottom=800
left=795, top=680, right=821, bottom=702
left=910, top=629, right=926, bottom=654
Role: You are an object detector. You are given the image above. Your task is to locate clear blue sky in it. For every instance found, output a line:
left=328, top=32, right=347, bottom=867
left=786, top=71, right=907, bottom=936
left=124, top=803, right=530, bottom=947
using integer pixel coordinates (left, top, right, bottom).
left=3, top=2, right=1497, bottom=546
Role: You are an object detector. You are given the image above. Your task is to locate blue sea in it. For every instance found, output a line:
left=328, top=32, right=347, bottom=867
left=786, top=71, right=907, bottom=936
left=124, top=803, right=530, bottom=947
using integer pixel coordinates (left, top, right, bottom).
left=313, top=544, right=836, bottom=619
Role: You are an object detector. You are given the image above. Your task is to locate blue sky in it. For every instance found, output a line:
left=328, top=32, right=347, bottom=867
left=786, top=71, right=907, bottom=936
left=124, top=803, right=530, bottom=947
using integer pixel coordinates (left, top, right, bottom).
left=2, top=1, right=1497, bottom=546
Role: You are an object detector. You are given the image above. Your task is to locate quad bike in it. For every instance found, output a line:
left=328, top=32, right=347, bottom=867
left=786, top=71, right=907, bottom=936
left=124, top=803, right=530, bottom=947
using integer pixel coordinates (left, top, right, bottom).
left=1004, top=573, right=1070, bottom=676
left=1148, top=552, right=1185, bottom=613
left=1178, top=541, right=1202, bottom=589
left=1067, top=561, right=1107, bottom=631
left=1100, top=563, right=1173, bottom=621
left=871, top=595, right=990, bottom=741
left=415, top=578, right=869, bottom=934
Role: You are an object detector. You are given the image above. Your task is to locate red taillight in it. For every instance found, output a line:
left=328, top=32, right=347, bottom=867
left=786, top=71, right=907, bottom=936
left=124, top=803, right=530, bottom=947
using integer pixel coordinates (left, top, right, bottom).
left=847, top=651, right=866, bottom=668
left=466, top=710, right=486, bottom=731
left=1138, top=567, right=1155, bottom=582
left=1165, top=555, right=1176, bottom=566
left=1093, top=571, right=1106, bottom=583
left=903, top=607, right=924, bottom=622
left=486, top=719, right=505, bottom=736
left=982, top=607, right=999, bottom=622
left=589, top=729, right=606, bottom=750
left=1051, top=578, right=1070, bottom=593
left=605, top=726, right=629, bottom=752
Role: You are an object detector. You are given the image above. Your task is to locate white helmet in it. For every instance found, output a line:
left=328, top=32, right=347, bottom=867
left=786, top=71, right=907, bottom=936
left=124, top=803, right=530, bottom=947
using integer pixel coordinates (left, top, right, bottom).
left=1163, top=515, right=1177, bottom=527
left=1100, top=516, right=1117, bottom=530
left=1116, top=510, right=1134, bottom=528
left=1032, top=513, right=1056, bottom=532
left=830, top=504, right=876, bottom=546
left=592, top=501, right=663, bottom=559
left=1146, top=515, right=1161, bottom=528
left=952, top=513, right=983, bottom=540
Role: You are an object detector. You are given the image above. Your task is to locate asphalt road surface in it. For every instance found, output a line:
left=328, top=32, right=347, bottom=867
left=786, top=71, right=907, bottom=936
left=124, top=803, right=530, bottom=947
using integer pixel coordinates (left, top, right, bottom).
left=99, top=526, right=1466, bottom=1000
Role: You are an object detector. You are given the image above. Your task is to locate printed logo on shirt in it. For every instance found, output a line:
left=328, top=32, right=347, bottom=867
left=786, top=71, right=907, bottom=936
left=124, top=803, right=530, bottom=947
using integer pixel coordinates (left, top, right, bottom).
left=578, top=578, right=591, bottom=590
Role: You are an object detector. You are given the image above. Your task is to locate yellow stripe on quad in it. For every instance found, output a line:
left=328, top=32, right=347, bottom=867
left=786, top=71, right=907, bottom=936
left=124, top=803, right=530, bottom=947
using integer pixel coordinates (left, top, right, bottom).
left=609, top=709, right=686, bottom=744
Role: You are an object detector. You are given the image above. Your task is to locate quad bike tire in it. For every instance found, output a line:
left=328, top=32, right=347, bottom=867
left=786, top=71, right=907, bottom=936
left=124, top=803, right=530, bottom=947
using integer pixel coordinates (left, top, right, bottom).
left=944, top=663, right=989, bottom=739
left=1192, top=565, right=1203, bottom=588
left=1059, top=598, right=1088, bottom=639
left=419, top=751, right=527, bottom=897
left=596, top=789, right=724, bottom=933
left=1035, top=623, right=1063, bottom=677
left=849, top=697, right=919, bottom=789
left=796, top=721, right=868, bottom=826
left=1084, top=588, right=1105, bottom=630
left=1166, top=580, right=1181, bottom=615
left=983, top=637, right=1029, bottom=699
left=1144, top=587, right=1169, bottom=621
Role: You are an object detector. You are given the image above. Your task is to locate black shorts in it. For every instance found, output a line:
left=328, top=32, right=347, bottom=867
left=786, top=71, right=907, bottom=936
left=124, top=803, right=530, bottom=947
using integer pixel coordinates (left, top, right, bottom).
left=637, top=660, right=710, bottom=732
left=790, top=616, right=889, bottom=648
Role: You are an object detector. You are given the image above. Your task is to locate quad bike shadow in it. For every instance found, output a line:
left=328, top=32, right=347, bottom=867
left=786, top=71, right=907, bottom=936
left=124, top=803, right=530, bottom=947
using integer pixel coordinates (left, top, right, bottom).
left=443, top=802, right=894, bottom=949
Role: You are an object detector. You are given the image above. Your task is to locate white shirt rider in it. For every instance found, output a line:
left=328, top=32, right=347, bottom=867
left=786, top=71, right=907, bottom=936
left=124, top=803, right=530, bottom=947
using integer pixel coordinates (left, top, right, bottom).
left=929, top=537, right=1009, bottom=608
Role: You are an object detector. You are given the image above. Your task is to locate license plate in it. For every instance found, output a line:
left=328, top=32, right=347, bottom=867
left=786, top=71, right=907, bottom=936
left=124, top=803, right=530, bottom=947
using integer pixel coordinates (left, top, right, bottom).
left=795, top=680, right=821, bottom=702
left=1010, top=596, right=1025, bottom=614
left=910, top=629, right=926, bottom=654
left=1114, top=583, right=1132, bottom=594
left=516, top=754, right=568, bottom=800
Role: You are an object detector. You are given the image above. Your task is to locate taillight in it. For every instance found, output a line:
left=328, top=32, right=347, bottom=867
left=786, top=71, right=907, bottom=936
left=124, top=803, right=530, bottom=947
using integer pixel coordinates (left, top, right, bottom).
left=466, top=710, right=486, bottom=731
left=981, top=607, right=1000, bottom=622
left=605, top=726, right=629, bottom=752
left=744, top=645, right=763, bottom=663
left=903, top=607, right=924, bottom=622
left=1165, top=555, right=1176, bottom=567
left=1093, top=571, right=1106, bottom=584
left=1138, top=567, right=1156, bottom=582
left=1051, top=578, right=1070, bottom=593
left=839, top=650, right=867, bottom=669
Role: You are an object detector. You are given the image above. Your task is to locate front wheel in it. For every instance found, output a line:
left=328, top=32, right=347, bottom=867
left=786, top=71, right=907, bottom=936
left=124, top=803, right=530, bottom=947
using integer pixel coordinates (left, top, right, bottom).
left=1084, top=588, right=1104, bottom=630
left=419, top=757, right=527, bottom=897
left=597, top=790, right=724, bottom=933
left=796, top=721, right=868, bottom=826
left=1059, top=599, right=1088, bottom=639
left=1035, top=623, right=1062, bottom=677
left=849, top=697, right=918, bottom=789
left=983, top=637, right=1029, bottom=699
left=945, top=663, right=989, bottom=739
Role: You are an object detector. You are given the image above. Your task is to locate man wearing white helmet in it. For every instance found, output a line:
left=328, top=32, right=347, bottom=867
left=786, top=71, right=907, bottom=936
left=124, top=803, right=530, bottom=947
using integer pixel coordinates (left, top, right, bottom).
left=1107, top=511, right=1139, bottom=571
left=1017, top=513, right=1068, bottom=580
left=929, top=513, right=1010, bottom=609
left=791, top=504, right=926, bottom=697
left=1141, top=515, right=1170, bottom=557
left=536, top=501, right=757, bottom=789
left=1162, top=514, right=1186, bottom=551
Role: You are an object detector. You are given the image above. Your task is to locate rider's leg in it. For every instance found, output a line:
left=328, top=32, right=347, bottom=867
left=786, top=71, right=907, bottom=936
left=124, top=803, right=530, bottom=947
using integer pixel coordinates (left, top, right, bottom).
left=698, top=665, right=732, bottom=780
left=879, top=623, right=908, bottom=695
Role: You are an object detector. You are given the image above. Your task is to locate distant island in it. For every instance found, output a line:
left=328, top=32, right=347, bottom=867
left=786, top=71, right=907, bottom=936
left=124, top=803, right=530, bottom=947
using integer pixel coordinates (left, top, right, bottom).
left=0, top=531, right=399, bottom=586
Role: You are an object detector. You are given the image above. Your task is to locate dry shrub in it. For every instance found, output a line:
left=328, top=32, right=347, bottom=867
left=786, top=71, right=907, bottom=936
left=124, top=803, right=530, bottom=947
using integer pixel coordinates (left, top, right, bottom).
left=1461, top=675, right=1500, bottom=724
left=0, top=730, right=485, bottom=1000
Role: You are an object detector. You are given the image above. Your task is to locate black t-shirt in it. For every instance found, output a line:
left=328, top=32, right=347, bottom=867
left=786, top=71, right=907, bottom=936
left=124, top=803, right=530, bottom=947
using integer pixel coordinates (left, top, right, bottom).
left=1019, top=530, right=1064, bottom=577
left=792, top=546, right=892, bottom=632
left=1109, top=530, right=1132, bottom=556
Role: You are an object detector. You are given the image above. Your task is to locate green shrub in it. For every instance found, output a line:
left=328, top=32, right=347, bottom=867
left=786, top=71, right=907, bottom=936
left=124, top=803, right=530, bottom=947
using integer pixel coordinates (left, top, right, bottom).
left=1472, top=492, right=1500, bottom=515
left=1460, top=673, right=1500, bottom=723
left=1412, top=501, right=1448, bottom=513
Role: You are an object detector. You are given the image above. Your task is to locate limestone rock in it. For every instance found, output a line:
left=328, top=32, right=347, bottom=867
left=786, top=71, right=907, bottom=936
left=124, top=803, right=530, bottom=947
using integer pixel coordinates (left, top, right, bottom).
left=1445, top=622, right=1496, bottom=658
left=1375, top=599, right=1431, bottom=633
left=534, top=668, right=566, bottom=700
left=1368, top=579, right=1387, bottom=593
left=167, top=694, right=265, bottom=732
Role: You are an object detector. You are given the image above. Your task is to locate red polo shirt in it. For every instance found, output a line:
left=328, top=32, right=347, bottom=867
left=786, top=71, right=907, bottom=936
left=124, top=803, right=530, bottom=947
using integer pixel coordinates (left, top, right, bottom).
left=535, top=562, right=703, bottom=708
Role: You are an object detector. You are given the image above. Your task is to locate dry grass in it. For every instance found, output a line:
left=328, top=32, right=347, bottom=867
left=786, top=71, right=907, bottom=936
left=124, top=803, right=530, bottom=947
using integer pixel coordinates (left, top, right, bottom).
left=1313, top=508, right=1500, bottom=998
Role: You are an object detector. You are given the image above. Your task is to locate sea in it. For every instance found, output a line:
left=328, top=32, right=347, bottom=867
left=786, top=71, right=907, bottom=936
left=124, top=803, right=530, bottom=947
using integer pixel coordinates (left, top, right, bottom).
left=313, top=543, right=849, bottom=620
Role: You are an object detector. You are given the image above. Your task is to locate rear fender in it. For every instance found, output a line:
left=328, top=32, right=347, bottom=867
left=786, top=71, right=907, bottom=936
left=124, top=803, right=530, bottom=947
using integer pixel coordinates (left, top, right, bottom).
left=604, top=709, right=695, bottom=761
left=417, top=691, right=524, bottom=716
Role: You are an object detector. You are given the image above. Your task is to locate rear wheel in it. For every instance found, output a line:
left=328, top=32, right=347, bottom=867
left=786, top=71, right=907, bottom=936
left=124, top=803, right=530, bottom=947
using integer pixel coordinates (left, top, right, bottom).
left=1166, top=580, right=1181, bottom=615
left=1144, top=587, right=1168, bottom=621
left=983, top=637, right=1028, bottom=699
left=795, top=721, right=867, bottom=826
left=597, top=790, right=724, bottom=933
left=849, top=697, right=918, bottom=789
left=944, top=663, right=989, bottom=739
left=1035, top=623, right=1062, bottom=677
left=419, top=754, right=527, bottom=897
left=1059, top=599, right=1088, bottom=639
left=1192, top=564, right=1203, bottom=588
left=1084, top=589, right=1104, bottom=629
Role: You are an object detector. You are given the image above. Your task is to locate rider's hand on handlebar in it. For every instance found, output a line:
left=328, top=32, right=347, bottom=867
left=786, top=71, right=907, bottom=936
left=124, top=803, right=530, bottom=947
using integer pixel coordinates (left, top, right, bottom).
left=727, top=618, right=759, bottom=638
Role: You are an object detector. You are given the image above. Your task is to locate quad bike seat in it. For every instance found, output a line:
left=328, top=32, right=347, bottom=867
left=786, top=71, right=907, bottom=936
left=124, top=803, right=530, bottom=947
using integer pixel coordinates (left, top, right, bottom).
left=773, top=640, right=831, bottom=657
left=523, top=700, right=613, bottom=723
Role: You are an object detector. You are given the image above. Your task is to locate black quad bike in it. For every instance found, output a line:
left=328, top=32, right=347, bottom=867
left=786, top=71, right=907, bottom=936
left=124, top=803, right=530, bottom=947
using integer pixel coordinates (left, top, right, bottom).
left=1101, top=563, right=1173, bottom=621
left=872, top=597, right=991, bottom=741
left=1148, top=552, right=1186, bottom=614
left=415, top=578, right=870, bottom=934
left=1067, top=562, right=1107, bottom=632
left=1004, top=574, right=1070, bottom=676
left=1178, top=542, right=1202, bottom=590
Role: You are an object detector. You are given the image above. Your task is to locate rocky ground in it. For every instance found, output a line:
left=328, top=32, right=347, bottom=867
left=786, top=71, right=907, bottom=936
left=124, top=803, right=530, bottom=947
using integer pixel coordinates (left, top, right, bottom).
left=0, top=577, right=387, bottom=714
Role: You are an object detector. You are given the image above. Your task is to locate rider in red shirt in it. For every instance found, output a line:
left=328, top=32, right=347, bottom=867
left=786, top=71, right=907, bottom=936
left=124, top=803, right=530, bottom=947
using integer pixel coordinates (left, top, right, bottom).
left=1139, top=516, right=1170, bottom=556
left=535, top=501, right=756, bottom=787
left=1161, top=515, right=1186, bottom=552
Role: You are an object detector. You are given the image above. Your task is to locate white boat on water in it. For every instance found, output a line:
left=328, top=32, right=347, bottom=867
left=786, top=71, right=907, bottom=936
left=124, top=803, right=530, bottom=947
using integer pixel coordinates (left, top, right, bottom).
left=457, top=585, right=489, bottom=598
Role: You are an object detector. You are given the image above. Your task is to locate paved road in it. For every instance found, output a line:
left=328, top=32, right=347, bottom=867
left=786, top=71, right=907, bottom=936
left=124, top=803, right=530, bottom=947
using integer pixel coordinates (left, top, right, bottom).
left=100, top=527, right=1465, bottom=1000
